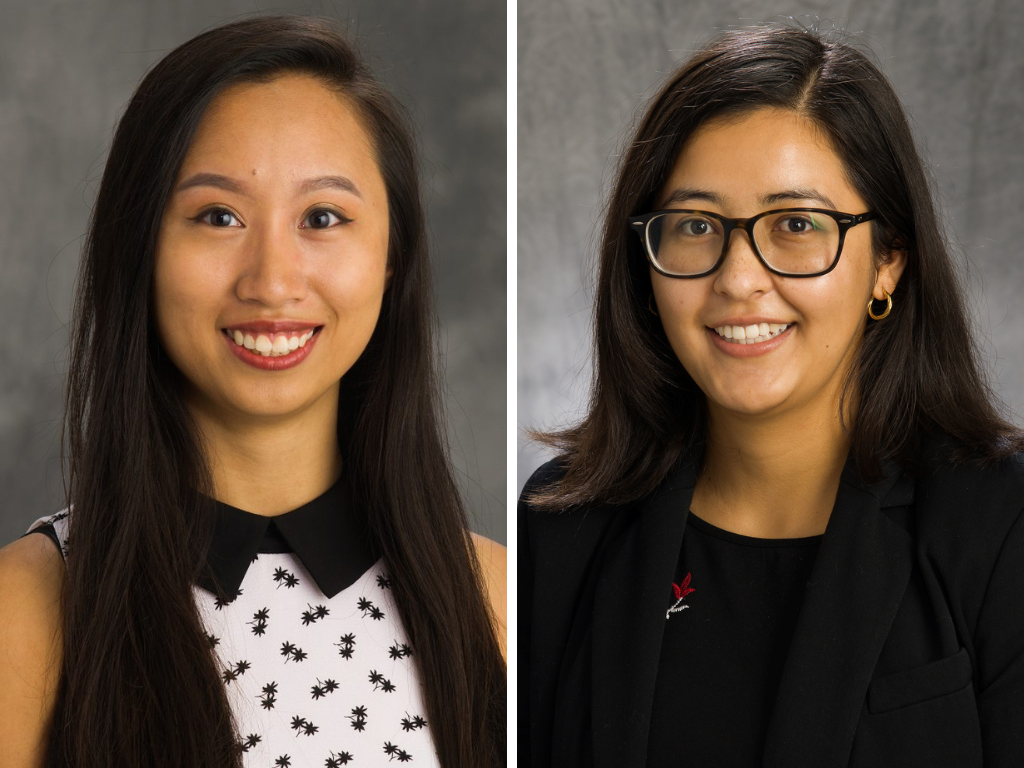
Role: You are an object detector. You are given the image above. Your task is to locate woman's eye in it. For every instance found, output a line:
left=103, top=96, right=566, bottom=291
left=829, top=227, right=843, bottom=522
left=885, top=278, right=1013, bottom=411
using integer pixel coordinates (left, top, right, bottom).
left=302, top=209, right=350, bottom=229
left=198, top=208, right=242, bottom=228
left=777, top=216, right=814, bottom=233
left=678, top=218, right=714, bottom=236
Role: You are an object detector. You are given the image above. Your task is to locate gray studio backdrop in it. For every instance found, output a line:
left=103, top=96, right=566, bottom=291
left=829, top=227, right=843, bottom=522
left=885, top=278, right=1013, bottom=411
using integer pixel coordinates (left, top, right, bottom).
left=0, top=1, right=506, bottom=546
left=518, top=0, right=1024, bottom=492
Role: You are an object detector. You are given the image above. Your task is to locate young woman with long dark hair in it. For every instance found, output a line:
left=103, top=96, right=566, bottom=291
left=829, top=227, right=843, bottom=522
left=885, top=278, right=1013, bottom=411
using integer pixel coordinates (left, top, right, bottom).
left=521, top=25, right=1024, bottom=767
left=0, top=15, right=505, bottom=768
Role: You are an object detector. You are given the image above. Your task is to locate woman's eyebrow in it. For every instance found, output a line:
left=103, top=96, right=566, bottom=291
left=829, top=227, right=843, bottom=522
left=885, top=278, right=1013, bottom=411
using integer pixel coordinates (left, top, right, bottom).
left=661, top=187, right=725, bottom=208
left=298, top=175, right=362, bottom=199
left=174, top=172, right=363, bottom=199
left=660, top=186, right=837, bottom=210
left=761, top=188, right=837, bottom=209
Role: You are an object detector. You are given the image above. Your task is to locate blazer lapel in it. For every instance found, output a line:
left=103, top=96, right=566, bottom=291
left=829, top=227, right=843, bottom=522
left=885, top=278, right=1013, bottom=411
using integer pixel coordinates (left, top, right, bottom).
left=762, top=465, right=913, bottom=767
left=590, top=461, right=696, bottom=768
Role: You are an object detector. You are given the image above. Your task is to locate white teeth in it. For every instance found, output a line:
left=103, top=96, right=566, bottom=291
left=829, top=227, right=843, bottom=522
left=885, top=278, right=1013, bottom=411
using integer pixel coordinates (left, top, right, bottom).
left=713, top=323, right=791, bottom=345
left=226, top=328, right=318, bottom=356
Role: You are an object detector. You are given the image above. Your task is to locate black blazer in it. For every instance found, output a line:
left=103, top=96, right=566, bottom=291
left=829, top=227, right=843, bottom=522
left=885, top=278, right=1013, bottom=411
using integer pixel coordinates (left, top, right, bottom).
left=519, top=445, right=1024, bottom=767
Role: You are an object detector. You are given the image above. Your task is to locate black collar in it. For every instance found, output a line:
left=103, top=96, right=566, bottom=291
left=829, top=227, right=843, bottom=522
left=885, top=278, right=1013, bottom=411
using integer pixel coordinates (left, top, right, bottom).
left=196, top=474, right=375, bottom=601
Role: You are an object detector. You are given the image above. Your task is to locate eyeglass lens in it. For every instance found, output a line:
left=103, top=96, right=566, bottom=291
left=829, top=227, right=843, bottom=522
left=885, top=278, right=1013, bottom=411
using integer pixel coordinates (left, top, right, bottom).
left=647, top=211, right=840, bottom=276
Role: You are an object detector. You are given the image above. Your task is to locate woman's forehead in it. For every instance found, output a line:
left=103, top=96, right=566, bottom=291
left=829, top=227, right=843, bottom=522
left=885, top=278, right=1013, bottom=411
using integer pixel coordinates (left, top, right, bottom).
left=657, top=107, right=864, bottom=213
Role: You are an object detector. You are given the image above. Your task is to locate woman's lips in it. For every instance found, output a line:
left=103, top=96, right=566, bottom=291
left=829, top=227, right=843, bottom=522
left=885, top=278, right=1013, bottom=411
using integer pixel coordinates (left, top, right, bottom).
left=706, top=323, right=795, bottom=358
left=222, top=327, right=322, bottom=371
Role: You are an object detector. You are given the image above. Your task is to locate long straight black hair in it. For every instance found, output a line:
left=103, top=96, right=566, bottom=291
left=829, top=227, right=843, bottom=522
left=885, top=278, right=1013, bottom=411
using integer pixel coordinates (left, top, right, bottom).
left=52, top=15, right=504, bottom=767
left=533, top=24, right=1024, bottom=509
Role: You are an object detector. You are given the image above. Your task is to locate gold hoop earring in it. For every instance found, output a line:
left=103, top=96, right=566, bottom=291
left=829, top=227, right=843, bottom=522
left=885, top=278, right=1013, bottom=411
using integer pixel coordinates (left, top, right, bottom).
left=867, top=288, right=892, bottom=320
left=648, top=294, right=659, bottom=316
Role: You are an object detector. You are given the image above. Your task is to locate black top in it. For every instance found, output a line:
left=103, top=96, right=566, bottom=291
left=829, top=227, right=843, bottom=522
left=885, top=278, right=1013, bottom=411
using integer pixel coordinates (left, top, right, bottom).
left=519, top=444, right=1024, bottom=768
left=647, top=512, right=821, bottom=766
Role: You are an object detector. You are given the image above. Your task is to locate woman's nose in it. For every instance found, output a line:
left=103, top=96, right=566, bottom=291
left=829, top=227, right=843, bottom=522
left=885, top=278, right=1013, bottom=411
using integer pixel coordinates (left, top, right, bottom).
left=712, top=227, right=773, bottom=299
left=234, top=221, right=308, bottom=306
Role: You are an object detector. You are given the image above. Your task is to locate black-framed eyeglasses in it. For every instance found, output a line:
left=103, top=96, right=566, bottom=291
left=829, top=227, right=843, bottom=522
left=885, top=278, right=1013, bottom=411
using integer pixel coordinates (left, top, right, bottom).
left=628, top=207, right=878, bottom=278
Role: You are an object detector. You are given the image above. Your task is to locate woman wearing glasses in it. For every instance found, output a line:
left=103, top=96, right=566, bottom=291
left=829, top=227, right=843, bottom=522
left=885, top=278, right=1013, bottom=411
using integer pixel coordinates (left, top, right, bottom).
left=521, top=25, right=1024, bottom=768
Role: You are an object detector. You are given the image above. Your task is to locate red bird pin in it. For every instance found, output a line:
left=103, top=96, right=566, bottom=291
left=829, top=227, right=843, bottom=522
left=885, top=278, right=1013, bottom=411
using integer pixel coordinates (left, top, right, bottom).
left=666, top=572, right=696, bottom=619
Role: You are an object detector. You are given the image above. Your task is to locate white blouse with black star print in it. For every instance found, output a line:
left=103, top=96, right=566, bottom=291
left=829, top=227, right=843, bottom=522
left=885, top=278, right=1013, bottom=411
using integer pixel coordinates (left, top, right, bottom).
left=24, top=509, right=439, bottom=767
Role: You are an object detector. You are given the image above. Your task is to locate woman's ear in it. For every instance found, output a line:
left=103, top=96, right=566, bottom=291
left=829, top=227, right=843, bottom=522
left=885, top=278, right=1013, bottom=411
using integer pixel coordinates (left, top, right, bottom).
left=874, top=245, right=907, bottom=300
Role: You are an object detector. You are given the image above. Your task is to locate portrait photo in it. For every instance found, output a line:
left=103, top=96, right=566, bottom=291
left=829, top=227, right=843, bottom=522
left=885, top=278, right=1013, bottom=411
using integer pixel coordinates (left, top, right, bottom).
left=0, top=1, right=506, bottom=766
left=518, top=1, right=1024, bottom=766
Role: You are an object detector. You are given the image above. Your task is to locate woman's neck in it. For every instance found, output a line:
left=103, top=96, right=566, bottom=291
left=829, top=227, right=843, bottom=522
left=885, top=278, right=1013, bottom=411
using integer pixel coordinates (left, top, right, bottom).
left=188, top=385, right=344, bottom=516
left=691, top=396, right=852, bottom=539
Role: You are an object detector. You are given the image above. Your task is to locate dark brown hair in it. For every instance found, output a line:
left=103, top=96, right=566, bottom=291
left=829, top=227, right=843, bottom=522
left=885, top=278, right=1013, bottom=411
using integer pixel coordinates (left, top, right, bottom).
left=533, top=24, right=1024, bottom=509
left=53, top=15, right=504, bottom=767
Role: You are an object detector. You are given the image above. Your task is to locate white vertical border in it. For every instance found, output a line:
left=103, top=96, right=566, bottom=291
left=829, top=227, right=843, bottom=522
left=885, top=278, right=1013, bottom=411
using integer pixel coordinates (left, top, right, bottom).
left=506, top=0, right=517, bottom=763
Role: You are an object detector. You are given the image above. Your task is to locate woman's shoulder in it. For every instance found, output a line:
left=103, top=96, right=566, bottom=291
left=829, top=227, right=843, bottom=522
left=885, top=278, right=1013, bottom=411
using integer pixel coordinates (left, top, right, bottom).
left=914, top=444, right=1024, bottom=529
left=470, top=532, right=506, bottom=661
left=0, top=528, right=65, bottom=762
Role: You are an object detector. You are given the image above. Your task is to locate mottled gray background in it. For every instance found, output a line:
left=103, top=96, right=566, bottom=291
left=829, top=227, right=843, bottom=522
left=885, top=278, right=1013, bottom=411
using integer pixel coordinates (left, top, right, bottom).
left=0, top=0, right=506, bottom=546
left=518, top=0, right=1024, bottom=492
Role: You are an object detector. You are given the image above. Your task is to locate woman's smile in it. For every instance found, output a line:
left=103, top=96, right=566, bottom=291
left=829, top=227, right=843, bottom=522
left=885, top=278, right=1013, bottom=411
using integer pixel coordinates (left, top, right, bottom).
left=706, top=322, right=795, bottom=358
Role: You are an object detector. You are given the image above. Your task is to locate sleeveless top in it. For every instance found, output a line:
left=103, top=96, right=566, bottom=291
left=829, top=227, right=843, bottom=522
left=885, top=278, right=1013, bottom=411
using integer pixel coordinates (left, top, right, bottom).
left=22, top=476, right=439, bottom=767
left=646, top=511, right=822, bottom=767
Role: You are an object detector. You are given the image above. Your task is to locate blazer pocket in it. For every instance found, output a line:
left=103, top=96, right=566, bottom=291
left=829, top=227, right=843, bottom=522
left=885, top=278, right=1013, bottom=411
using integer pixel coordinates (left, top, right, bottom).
left=867, top=647, right=973, bottom=714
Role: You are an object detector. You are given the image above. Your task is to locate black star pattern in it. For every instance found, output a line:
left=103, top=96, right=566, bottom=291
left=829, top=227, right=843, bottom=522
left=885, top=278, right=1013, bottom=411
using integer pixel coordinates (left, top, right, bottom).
left=369, top=669, right=395, bottom=693
left=221, top=659, right=250, bottom=683
left=240, top=733, right=261, bottom=752
left=205, top=632, right=220, bottom=648
left=326, top=752, right=353, bottom=767
left=301, top=603, right=330, bottom=626
left=311, top=678, right=338, bottom=700
left=280, top=641, right=306, bottom=662
left=356, top=597, right=372, bottom=612
left=249, top=608, right=269, bottom=636
left=376, top=573, right=392, bottom=589
left=290, top=715, right=307, bottom=733
left=257, top=681, right=278, bottom=710
left=384, top=742, right=413, bottom=762
left=335, top=633, right=356, bottom=659
left=302, top=721, right=319, bottom=736
left=401, top=713, right=428, bottom=731
left=273, top=566, right=300, bottom=589
left=388, top=642, right=413, bottom=660
left=274, top=756, right=291, bottom=767
left=369, top=606, right=385, bottom=621
left=214, top=587, right=242, bottom=610
left=348, top=705, right=368, bottom=731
